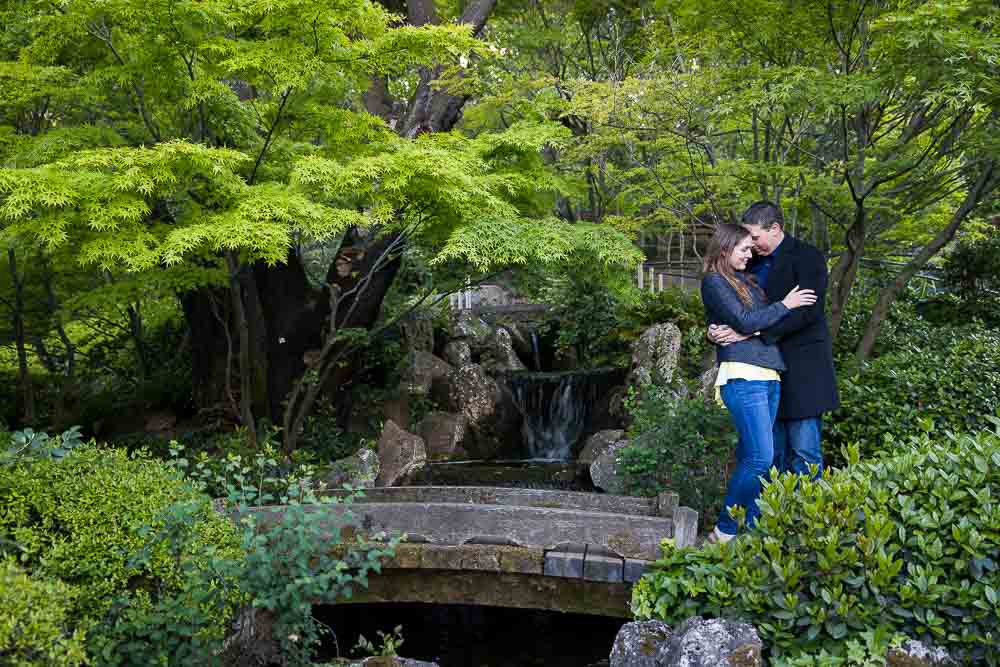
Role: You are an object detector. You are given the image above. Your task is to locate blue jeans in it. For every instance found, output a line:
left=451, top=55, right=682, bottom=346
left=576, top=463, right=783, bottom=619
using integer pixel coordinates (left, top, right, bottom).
left=773, top=417, right=823, bottom=478
left=717, top=379, right=781, bottom=535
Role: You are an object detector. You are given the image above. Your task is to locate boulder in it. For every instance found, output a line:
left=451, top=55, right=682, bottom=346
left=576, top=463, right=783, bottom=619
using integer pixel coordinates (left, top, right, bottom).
left=449, top=311, right=492, bottom=342
left=325, top=448, right=380, bottom=489
left=628, top=323, right=682, bottom=388
left=400, top=311, right=434, bottom=353
left=609, top=620, right=672, bottom=667
left=404, top=351, right=453, bottom=396
left=417, top=411, right=468, bottom=461
left=445, top=364, right=517, bottom=459
left=375, top=420, right=427, bottom=487
left=887, top=640, right=956, bottom=667
left=490, top=327, right=527, bottom=372
left=696, top=366, right=719, bottom=404
left=443, top=340, right=472, bottom=367
left=589, top=439, right=630, bottom=494
left=356, top=658, right=440, bottom=667
left=659, top=617, right=762, bottom=667
left=578, top=429, right=626, bottom=465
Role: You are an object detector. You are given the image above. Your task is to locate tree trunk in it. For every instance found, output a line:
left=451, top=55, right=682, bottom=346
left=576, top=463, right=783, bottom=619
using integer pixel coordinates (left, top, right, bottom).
left=827, top=206, right=866, bottom=341
left=226, top=252, right=258, bottom=447
left=854, top=161, right=998, bottom=364
left=8, top=248, right=35, bottom=426
left=181, top=287, right=233, bottom=414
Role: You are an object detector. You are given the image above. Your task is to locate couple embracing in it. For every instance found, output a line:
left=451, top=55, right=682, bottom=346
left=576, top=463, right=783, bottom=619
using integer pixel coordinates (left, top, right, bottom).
left=700, top=202, right=839, bottom=544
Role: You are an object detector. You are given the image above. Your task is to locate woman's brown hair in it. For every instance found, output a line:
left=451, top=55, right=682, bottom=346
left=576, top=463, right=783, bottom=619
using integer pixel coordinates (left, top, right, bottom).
left=702, top=223, right=761, bottom=305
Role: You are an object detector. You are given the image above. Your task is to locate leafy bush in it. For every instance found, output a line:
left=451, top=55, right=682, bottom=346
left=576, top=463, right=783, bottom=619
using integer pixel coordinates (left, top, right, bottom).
left=827, top=328, right=1000, bottom=462
left=0, top=558, right=88, bottom=667
left=631, top=425, right=1000, bottom=663
left=0, top=444, right=244, bottom=665
left=618, top=386, right=734, bottom=529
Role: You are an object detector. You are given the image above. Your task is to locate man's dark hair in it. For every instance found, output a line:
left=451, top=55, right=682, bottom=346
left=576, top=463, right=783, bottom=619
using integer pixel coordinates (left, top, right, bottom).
left=740, top=201, right=784, bottom=230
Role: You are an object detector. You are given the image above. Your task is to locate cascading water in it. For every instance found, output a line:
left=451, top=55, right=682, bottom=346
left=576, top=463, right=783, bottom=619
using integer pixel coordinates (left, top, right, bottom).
left=506, top=368, right=625, bottom=460
left=530, top=331, right=542, bottom=371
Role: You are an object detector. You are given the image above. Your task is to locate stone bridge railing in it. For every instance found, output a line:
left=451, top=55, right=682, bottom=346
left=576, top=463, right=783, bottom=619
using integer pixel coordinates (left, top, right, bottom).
left=249, top=487, right=697, bottom=617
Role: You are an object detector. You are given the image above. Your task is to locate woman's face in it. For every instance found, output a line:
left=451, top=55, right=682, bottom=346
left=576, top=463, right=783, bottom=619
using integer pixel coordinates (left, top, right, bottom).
left=727, top=236, right=755, bottom=271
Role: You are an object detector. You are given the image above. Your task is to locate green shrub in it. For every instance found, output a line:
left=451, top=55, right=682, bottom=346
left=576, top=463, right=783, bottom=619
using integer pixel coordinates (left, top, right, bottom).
left=631, top=425, right=1000, bottom=663
left=0, top=558, right=88, bottom=667
left=0, top=445, right=244, bottom=664
left=618, top=386, right=734, bottom=529
left=827, top=329, right=1000, bottom=462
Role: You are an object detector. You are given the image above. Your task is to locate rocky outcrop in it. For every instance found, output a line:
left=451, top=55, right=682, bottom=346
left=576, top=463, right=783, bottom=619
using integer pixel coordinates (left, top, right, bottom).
left=609, top=620, right=672, bottom=667
left=442, top=364, right=518, bottom=460
left=589, top=439, right=630, bottom=494
left=325, top=448, right=380, bottom=489
left=443, top=340, right=472, bottom=367
left=375, top=420, right=427, bottom=487
left=578, top=429, right=626, bottom=465
left=449, top=311, right=492, bottom=342
left=404, top=351, right=452, bottom=396
left=417, top=411, right=468, bottom=461
left=659, top=617, right=762, bottom=667
left=696, top=366, right=719, bottom=403
left=610, top=617, right=762, bottom=667
left=490, top=327, right=527, bottom=372
left=887, top=640, right=956, bottom=666
left=628, top=323, right=682, bottom=388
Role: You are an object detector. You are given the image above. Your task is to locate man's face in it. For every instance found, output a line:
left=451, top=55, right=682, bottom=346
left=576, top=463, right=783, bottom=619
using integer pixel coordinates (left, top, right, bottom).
left=741, top=223, right=783, bottom=256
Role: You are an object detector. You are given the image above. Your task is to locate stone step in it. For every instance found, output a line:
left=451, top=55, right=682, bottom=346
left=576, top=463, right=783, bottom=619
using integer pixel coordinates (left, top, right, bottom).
left=253, top=501, right=697, bottom=559
left=328, top=485, right=677, bottom=517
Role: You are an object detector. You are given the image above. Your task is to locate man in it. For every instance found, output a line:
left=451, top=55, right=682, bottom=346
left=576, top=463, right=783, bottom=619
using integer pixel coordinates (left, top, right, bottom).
left=709, top=201, right=839, bottom=476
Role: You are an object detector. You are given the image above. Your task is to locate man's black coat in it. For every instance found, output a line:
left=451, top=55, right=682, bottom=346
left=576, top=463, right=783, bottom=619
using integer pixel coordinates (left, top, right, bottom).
left=754, top=234, right=840, bottom=420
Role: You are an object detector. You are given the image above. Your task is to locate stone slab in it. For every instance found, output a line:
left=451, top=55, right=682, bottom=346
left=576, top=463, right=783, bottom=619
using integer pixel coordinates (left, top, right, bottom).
left=544, top=551, right=584, bottom=579
left=255, top=502, right=675, bottom=560
left=583, top=554, right=624, bottom=583
left=329, top=486, right=657, bottom=516
left=672, top=506, right=699, bottom=549
left=335, top=569, right=632, bottom=617
left=624, top=559, right=650, bottom=583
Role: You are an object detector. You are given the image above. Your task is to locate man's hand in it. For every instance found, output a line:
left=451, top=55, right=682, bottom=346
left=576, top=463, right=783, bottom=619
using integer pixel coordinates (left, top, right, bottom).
left=708, top=324, right=753, bottom=346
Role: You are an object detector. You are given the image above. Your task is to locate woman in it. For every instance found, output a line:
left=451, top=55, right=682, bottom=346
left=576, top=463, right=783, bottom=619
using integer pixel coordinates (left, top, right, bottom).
left=701, top=224, right=816, bottom=543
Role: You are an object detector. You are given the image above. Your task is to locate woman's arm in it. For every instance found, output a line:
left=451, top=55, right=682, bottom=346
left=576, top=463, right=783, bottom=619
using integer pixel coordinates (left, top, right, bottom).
left=701, top=274, right=790, bottom=335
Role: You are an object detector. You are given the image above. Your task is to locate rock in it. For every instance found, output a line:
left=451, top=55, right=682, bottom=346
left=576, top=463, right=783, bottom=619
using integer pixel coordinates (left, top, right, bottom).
left=696, top=366, right=719, bottom=403
left=505, top=323, right=537, bottom=368
left=887, top=640, right=957, bottom=667
left=660, top=617, right=762, bottom=667
left=579, top=429, right=626, bottom=465
left=404, top=351, right=453, bottom=396
left=449, top=311, right=492, bottom=341
left=628, top=323, right=682, bottom=388
left=400, top=312, right=434, bottom=352
left=375, top=420, right=427, bottom=487
left=490, top=327, right=527, bottom=372
left=589, top=439, right=630, bottom=494
left=443, top=340, right=472, bottom=366
left=325, top=448, right=380, bottom=489
left=445, top=364, right=517, bottom=460
left=609, top=620, right=672, bottom=667
left=417, top=411, right=468, bottom=461
left=357, top=656, right=440, bottom=667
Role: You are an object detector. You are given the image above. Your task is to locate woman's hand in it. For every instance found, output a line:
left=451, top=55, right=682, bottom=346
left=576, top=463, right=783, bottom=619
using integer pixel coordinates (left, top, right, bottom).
left=782, top=285, right=817, bottom=309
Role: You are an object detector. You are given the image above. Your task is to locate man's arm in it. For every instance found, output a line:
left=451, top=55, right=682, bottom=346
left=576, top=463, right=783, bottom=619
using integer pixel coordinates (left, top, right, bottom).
left=760, top=246, right=828, bottom=344
left=701, top=274, right=791, bottom=335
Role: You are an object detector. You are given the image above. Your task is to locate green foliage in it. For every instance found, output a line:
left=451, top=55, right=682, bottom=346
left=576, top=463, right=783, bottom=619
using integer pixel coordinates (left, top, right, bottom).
left=0, top=444, right=244, bottom=664
left=353, top=625, right=405, bottom=659
left=618, top=386, right=733, bottom=528
left=0, top=557, right=88, bottom=667
left=631, top=426, right=1000, bottom=662
left=167, top=442, right=399, bottom=665
left=1, top=425, right=83, bottom=464
left=827, top=327, right=1000, bottom=463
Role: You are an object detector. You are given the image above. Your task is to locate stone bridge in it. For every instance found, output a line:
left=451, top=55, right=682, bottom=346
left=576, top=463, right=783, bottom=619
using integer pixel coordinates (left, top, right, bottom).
left=253, top=487, right=697, bottom=618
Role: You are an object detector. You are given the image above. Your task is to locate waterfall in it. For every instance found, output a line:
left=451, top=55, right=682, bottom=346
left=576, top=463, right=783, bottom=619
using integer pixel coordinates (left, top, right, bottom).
left=506, top=368, right=625, bottom=461
left=530, top=331, right=542, bottom=371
